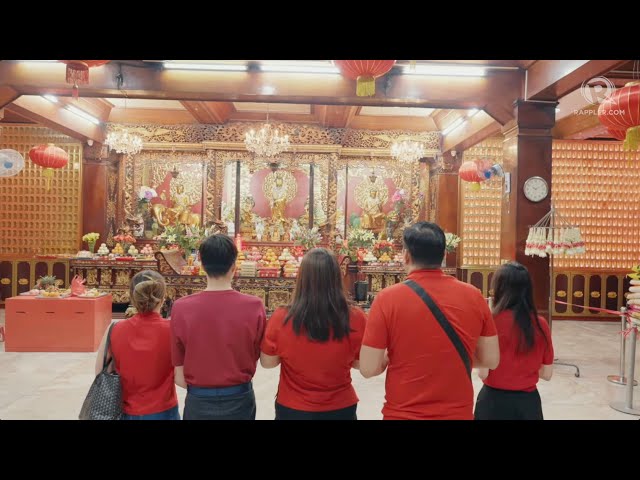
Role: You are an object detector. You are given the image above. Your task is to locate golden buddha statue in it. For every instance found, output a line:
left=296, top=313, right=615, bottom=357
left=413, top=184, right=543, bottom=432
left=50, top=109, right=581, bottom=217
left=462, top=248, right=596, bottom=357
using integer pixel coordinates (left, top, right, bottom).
left=239, top=196, right=256, bottom=239
left=270, top=174, right=288, bottom=222
left=152, top=183, right=201, bottom=229
left=361, top=189, right=386, bottom=231
left=355, top=172, right=388, bottom=234
left=263, top=170, right=297, bottom=227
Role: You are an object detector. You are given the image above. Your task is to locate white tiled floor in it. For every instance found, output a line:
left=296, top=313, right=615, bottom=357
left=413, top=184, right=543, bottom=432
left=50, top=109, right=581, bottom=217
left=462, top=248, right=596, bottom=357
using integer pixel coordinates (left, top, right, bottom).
left=1, top=309, right=639, bottom=420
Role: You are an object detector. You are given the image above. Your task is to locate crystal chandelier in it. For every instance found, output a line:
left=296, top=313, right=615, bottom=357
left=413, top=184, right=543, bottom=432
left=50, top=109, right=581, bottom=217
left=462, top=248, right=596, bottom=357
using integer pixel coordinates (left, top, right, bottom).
left=244, top=107, right=291, bottom=158
left=244, top=123, right=291, bottom=157
left=390, top=140, right=426, bottom=163
left=105, top=129, right=144, bottom=156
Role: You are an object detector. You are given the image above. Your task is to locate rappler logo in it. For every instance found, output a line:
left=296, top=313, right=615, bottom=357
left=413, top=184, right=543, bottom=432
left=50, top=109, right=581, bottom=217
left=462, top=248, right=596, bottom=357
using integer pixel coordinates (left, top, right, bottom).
left=580, top=76, right=616, bottom=105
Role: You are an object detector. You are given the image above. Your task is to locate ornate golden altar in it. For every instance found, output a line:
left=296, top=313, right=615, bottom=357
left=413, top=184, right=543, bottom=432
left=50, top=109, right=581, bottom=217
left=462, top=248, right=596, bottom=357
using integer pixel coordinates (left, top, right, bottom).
left=69, top=249, right=295, bottom=314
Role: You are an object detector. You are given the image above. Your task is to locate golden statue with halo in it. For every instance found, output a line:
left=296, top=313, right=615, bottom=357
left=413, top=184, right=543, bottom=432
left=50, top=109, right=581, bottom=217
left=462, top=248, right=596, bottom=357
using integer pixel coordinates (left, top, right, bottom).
left=355, top=171, right=389, bottom=234
left=263, top=170, right=297, bottom=224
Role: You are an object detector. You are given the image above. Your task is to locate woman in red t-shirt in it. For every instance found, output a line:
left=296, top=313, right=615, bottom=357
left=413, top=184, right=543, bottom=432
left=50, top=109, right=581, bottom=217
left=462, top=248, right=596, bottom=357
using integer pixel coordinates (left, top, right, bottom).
left=260, top=248, right=367, bottom=420
left=95, top=270, right=179, bottom=420
left=474, top=262, right=554, bottom=420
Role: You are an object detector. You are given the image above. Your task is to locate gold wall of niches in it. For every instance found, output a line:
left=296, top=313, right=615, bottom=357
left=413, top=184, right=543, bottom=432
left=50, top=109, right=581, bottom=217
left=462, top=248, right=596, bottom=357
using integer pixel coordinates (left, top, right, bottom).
left=459, top=137, right=503, bottom=267
left=0, top=125, right=82, bottom=255
left=552, top=140, right=640, bottom=270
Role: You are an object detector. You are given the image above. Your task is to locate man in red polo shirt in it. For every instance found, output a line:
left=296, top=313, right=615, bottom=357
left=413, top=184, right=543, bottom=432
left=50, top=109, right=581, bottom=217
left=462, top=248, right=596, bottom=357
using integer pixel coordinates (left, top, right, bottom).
left=171, top=234, right=266, bottom=420
left=360, top=222, right=499, bottom=420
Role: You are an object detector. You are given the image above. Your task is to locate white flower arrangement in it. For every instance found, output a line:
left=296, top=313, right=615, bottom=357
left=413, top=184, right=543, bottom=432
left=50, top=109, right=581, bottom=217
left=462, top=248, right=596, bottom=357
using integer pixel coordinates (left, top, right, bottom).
left=444, top=232, right=461, bottom=253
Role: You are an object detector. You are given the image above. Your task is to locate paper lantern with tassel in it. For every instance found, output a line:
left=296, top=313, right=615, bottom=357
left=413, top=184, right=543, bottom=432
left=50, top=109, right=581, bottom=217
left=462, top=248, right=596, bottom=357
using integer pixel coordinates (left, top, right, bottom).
left=58, top=60, right=110, bottom=98
left=334, top=60, right=396, bottom=97
left=598, top=81, right=640, bottom=150
left=458, top=160, right=485, bottom=191
left=607, top=127, right=627, bottom=141
left=28, top=144, right=69, bottom=190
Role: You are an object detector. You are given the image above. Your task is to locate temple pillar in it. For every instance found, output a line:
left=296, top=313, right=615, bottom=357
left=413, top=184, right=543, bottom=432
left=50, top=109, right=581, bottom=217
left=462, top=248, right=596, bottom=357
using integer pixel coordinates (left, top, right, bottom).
left=500, top=100, right=556, bottom=317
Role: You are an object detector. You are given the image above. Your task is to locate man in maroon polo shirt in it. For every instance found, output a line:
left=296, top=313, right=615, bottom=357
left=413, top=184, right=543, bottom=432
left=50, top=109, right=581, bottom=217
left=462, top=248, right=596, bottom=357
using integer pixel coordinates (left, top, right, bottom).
left=171, top=234, right=266, bottom=420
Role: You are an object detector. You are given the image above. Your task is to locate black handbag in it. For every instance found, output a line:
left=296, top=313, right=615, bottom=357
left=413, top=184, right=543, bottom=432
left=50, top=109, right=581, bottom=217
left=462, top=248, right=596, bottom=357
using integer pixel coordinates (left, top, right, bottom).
left=79, top=322, right=123, bottom=420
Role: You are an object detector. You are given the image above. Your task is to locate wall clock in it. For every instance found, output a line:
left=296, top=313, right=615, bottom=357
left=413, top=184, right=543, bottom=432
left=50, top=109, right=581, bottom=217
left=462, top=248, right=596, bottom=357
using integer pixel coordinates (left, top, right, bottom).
left=523, top=176, right=549, bottom=203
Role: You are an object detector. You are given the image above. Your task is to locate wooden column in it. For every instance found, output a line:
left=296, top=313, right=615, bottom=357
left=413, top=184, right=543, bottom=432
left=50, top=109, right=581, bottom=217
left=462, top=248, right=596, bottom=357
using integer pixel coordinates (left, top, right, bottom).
left=82, top=145, right=111, bottom=248
left=433, top=172, right=459, bottom=268
left=500, top=100, right=556, bottom=316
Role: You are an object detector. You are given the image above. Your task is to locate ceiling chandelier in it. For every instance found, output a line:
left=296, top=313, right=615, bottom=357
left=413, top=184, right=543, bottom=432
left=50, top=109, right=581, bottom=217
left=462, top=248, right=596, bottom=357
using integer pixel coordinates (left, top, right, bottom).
left=390, top=140, right=426, bottom=163
left=244, top=108, right=291, bottom=157
left=105, top=129, right=144, bottom=156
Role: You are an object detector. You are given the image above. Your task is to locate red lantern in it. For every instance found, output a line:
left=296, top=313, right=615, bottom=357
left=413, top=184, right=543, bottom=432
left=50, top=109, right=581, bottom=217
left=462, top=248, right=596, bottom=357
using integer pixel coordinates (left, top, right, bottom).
left=334, top=60, right=396, bottom=97
left=607, top=128, right=627, bottom=141
left=28, top=144, right=69, bottom=190
left=459, top=160, right=485, bottom=191
left=58, top=60, right=110, bottom=98
left=598, top=81, right=640, bottom=150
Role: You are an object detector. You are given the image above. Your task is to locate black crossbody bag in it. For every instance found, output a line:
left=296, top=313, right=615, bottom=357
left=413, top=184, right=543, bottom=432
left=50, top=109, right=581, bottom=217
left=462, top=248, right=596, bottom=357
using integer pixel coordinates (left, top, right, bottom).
left=404, top=280, right=471, bottom=378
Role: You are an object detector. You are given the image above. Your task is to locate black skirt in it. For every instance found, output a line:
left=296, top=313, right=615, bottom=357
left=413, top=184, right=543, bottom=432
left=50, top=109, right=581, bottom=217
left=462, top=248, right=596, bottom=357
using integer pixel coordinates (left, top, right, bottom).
left=474, top=384, right=544, bottom=420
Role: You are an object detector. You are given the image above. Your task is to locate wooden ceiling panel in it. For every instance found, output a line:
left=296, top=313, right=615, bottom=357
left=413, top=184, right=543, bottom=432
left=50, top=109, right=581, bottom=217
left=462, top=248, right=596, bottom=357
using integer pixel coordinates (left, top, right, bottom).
left=181, top=101, right=233, bottom=124
left=349, top=115, right=437, bottom=132
left=108, top=107, right=199, bottom=124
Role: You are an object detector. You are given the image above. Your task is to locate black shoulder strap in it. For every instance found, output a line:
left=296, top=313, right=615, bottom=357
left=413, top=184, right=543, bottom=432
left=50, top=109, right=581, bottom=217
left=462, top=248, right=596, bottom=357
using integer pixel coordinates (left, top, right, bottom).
left=404, top=280, right=471, bottom=379
left=102, top=322, right=118, bottom=371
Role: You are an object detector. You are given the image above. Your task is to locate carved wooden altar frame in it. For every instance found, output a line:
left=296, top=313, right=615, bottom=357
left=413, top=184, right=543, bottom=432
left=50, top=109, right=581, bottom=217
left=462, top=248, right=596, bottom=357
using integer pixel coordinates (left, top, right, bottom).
left=112, top=121, right=441, bottom=247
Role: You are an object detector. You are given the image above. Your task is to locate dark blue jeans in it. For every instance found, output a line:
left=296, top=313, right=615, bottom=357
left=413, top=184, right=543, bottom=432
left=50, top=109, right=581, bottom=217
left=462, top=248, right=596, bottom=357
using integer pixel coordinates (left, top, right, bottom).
left=183, top=383, right=256, bottom=420
left=122, top=405, right=181, bottom=421
left=275, top=403, right=358, bottom=420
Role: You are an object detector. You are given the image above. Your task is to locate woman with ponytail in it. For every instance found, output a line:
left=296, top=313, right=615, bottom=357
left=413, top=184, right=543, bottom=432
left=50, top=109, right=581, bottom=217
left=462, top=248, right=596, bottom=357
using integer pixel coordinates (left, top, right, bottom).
left=474, top=262, right=554, bottom=420
left=95, top=270, right=179, bottom=420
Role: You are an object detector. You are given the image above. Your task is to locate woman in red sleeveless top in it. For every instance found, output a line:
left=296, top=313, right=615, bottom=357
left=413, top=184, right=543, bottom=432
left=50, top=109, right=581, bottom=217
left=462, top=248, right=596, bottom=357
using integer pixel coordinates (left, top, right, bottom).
left=95, top=270, right=179, bottom=420
left=474, top=262, right=554, bottom=420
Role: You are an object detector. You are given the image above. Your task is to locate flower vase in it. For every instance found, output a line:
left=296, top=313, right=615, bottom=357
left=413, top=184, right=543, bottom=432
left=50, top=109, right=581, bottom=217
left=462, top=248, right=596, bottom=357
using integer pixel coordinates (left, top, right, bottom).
left=122, top=243, right=131, bottom=255
left=87, top=241, right=96, bottom=254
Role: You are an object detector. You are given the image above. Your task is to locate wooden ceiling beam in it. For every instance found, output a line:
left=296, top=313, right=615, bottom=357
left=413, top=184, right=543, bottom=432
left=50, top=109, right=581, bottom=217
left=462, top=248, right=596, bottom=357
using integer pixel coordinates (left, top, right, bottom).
left=7, top=96, right=105, bottom=142
left=526, top=60, right=628, bottom=101
left=181, top=101, right=233, bottom=124
left=0, top=61, right=523, bottom=114
left=0, top=86, right=20, bottom=109
left=442, top=112, right=501, bottom=153
left=552, top=109, right=604, bottom=139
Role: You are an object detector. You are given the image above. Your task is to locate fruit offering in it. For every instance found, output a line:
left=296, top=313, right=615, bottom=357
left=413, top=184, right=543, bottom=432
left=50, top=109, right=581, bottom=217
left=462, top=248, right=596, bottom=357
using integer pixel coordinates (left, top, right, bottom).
left=279, top=248, right=294, bottom=263
left=379, top=252, right=392, bottom=263
left=97, top=243, right=110, bottom=256
left=363, top=250, right=377, bottom=262
left=283, top=259, right=300, bottom=278
left=82, top=288, right=102, bottom=297
left=112, top=243, right=125, bottom=255
left=140, top=245, right=154, bottom=257
left=259, top=248, right=280, bottom=269
left=240, top=261, right=257, bottom=277
left=76, top=250, right=93, bottom=258
left=128, top=245, right=139, bottom=256
left=236, top=250, right=246, bottom=267
left=246, top=247, right=262, bottom=262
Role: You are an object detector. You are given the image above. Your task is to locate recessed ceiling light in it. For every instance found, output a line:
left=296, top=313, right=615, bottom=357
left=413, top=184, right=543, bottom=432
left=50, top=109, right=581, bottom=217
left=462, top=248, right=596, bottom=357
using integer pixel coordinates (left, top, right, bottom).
left=42, top=95, right=59, bottom=103
left=442, top=117, right=466, bottom=136
left=163, top=62, right=247, bottom=71
left=65, top=105, right=101, bottom=125
left=403, top=64, right=486, bottom=77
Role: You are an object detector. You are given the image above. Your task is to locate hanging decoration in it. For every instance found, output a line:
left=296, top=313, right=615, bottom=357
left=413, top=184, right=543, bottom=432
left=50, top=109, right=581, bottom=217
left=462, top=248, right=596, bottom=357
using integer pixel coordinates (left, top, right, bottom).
left=28, top=144, right=69, bottom=190
left=333, top=60, right=396, bottom=97
left=458, top=158, right=496, bottom=191
left=607, top=127, right=627, bottom=141
left=58, top=60, right=110, bottom=98
left=597, top=81, right=640, bottom=150
left=0, top=149, right=25, bottom=177
left=524, top=209, right=585, bottom=258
